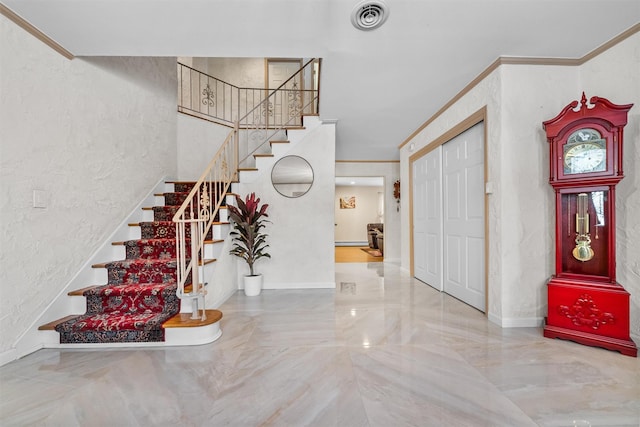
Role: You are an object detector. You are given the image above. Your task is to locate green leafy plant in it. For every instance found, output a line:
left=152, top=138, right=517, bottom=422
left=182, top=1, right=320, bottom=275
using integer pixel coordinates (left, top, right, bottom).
left=227, top=193, right=270, bottom=276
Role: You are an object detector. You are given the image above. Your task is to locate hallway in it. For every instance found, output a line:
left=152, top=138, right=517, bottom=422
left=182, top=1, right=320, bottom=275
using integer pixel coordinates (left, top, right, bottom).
left=1, top=263, right=638, bottom=426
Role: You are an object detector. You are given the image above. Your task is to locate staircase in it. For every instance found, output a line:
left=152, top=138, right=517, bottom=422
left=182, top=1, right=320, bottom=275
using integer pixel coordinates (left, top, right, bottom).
left=38, top=182, right=226, bottom=345
left=36, top=58, right=321, bottom=349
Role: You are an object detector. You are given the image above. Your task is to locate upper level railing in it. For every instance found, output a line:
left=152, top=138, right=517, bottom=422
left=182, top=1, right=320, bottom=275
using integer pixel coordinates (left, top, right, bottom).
left=173, top=59, right=320, bottom=320
left=177, top=60, right=319, bottom=129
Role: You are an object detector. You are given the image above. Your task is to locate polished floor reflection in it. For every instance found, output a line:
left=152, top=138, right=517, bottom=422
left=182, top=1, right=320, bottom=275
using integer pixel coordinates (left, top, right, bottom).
left=1, top=262, right=639, bottom=426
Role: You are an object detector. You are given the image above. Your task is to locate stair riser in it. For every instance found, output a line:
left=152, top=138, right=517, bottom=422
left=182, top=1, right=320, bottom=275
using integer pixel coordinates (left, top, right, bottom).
left=85, top=288, right=179, bottom=315
left=163, top=192, right=190, bottom=206
left=105, top=263, right=191, bottom=286
left=125, top=240, right=188, bottom=260
left=139, top=222, right=213, bottom=240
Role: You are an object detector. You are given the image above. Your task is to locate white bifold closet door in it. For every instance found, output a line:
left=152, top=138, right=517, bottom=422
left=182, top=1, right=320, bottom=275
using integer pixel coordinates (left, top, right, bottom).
left=413, top=122, right=485, bottom=312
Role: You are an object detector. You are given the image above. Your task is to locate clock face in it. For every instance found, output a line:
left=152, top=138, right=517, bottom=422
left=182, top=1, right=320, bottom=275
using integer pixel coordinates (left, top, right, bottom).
left=563, top=129, right=606, bottom=175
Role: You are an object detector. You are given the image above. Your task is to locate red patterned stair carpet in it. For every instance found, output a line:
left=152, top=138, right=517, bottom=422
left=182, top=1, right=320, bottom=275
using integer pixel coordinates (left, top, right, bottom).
left=55, top=183, right=214, bottom=344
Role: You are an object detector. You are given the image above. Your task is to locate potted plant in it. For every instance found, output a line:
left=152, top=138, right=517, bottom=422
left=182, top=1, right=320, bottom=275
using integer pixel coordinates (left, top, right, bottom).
left=227, top=192, right=270, bottom=296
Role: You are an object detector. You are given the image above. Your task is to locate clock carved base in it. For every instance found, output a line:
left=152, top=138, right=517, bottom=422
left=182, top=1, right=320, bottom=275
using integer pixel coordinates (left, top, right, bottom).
left=543, top=278, right=637, bottom=357
left=543, top=322, right=637, bottom=357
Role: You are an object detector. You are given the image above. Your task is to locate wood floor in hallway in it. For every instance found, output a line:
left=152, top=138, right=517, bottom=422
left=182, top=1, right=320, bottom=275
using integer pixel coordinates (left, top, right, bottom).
left=335, top=246, right=383, bottom=263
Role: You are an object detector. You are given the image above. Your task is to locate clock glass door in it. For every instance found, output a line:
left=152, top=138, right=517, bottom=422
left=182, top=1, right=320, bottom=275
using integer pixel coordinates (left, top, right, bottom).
left=562, top=128, right=607, bottom=175
left=559, top=189, right=610, bottom=278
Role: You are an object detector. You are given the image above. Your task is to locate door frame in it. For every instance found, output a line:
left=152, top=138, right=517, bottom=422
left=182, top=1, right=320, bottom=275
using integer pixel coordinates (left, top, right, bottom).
left=265, top=58, right=304, bottom=90
left=409, top=106, right=489, bottom=311
left=265, top=58, right=304, bottom=127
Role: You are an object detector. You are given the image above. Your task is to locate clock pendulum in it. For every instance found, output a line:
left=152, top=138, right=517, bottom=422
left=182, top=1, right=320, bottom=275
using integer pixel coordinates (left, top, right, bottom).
left=572, top=193, right=594, bottom=262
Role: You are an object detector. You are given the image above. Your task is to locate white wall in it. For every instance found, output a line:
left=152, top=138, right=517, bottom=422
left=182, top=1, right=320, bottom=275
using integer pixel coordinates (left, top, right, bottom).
left=336, top=162, right=401, bottom=264
left=400, top=32, right=639, bottom=336
left=207, top=58, right=265, bottom=88
left=176, top=114, right=231, bottom=180
left=579, top=33, right=640, bottom=337
left=237, top=123, right=336, bottom=289
left=335, top=185, right=383, bottom=244
left=0, top=16, right=178, bottom=358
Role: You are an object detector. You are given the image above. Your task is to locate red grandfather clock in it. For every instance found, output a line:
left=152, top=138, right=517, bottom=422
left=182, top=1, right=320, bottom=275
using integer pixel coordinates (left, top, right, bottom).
left=542, top=93, right=637, bottom=357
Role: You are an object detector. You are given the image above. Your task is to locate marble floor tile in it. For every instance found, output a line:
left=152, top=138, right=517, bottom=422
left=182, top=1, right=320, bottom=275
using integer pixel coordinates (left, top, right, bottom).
left=1, top=262, right=638, bottom=426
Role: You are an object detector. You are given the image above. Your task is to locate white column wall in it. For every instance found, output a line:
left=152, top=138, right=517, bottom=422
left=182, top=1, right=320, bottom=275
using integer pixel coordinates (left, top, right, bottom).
left=0, top=16, right=178, bottom=356
left=237, top=123, right=336, bottom=289
left=579, top=33, right=640, bottom=337
left=335, top=162, right=401, bottom=264
left=498, top=65, right=581, bottom=325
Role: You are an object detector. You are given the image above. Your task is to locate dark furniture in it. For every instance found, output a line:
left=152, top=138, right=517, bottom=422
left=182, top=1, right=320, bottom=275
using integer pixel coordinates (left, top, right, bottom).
left=367, top=223, right=383, bottom=250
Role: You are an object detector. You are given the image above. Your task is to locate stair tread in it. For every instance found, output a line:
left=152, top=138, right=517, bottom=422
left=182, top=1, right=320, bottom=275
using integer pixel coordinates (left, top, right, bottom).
left=55, top=311, right=176, bottom=332
left=112, top=238, right=223, bottom=246
left=92, top=258, right=216, bottom=268
left=68, top=285, right=99, bottom=296
left=39, top=315, right=79, bottom=331
left=238, top=168, right=258, bottom=172
left=269, top=140, right=290, bottom=144
left=130, top=220, right=229, bottom=226
left=254, top=153, right=274, bottom=158
left=163, top=309, right=223, bottom=328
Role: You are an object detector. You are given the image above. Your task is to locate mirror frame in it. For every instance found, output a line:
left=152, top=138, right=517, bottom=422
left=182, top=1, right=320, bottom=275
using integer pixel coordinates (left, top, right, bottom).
left=271, top=155, right=314, bottom=198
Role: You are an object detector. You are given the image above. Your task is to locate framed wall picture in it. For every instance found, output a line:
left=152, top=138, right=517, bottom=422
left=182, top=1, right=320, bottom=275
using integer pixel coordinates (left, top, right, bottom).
left=340, top=196, right=356, bottom=209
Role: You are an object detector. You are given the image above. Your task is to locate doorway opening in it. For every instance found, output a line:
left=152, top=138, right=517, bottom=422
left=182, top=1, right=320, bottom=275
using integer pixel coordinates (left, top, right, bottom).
left=335, top=176, right=385, bottom=263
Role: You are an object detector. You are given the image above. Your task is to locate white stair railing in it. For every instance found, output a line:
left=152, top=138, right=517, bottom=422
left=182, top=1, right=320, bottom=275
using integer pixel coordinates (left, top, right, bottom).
left=238, top=58, right=320, bottom=168
left=172, top=128, right=238, bottom=320
left=172, top=59, right=320, bottom=320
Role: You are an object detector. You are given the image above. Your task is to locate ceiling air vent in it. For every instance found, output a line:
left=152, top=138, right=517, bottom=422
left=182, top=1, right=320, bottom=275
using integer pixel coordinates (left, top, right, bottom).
left=351, top=0, right=389, bottom=31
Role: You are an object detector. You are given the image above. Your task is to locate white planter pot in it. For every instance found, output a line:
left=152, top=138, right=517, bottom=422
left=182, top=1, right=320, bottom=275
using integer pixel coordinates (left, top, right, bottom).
left=243, top=274, right=263, bottom=296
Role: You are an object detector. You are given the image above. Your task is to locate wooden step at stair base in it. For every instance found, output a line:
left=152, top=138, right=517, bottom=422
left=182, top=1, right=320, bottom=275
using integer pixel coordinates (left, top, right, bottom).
left=39, top=310, right=223, bottom=346
left=38, top=315, right=78, bottom=331
left=163, top=309, right=223, bottom=345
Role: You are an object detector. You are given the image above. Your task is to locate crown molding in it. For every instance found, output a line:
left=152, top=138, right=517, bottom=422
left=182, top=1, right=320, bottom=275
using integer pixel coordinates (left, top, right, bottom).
left=336, top=160, right=400, bottom=163
left=398, top=23, right=640, bottom=150
left=0, top=3, right=74, bottom=60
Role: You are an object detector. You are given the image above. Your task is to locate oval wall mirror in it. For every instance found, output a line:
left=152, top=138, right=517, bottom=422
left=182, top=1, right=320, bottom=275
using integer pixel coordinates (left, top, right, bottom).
left=271, top=155, right=314, bottom=198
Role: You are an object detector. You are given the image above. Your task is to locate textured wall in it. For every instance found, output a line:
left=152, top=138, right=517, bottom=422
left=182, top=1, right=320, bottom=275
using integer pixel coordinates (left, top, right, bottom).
left=176, top=114, right=230, bottom=180
left=237, top=123, right=336, bottom=288
left=0, top=15, right=178, bottom=356
left=206, top=58, right=265, bottom=88
left=580, top=33, right=640, bottom=338
left=400, top=32, right=639, bottom=335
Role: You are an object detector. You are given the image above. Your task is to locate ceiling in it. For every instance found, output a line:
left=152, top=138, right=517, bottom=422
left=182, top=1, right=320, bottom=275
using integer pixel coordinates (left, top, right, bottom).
left=3, top=0, right=639, bottom=161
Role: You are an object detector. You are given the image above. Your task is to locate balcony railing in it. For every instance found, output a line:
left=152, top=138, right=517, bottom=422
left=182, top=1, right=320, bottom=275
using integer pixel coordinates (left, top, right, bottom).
left=177, top=61, right=319, bottom=129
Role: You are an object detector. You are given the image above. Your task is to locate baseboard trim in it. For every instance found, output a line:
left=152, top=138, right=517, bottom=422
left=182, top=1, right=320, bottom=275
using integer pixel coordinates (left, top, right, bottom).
left=488, top=313, right=543, bottom=328
left=335, top=241, right=368, bottom=247
left=0, top=348, right=18, bottom=367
